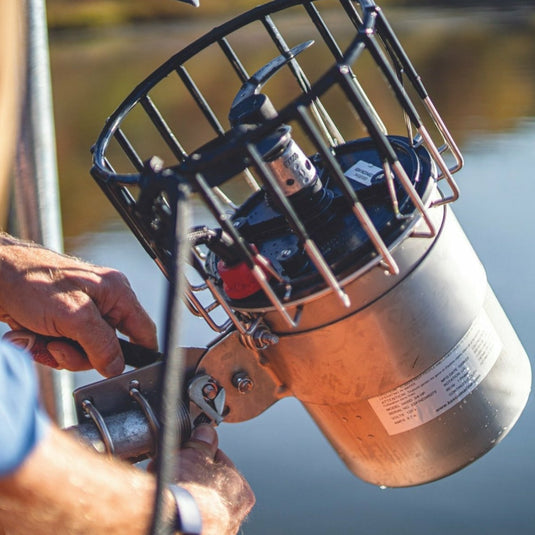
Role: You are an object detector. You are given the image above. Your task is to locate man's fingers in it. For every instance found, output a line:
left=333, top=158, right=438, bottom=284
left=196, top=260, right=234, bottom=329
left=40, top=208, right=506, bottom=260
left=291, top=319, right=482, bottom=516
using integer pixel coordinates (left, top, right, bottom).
left=47, top=340, right=92, bottom=371
left=56, top=298, right=125, bottom=377
left=182, top=425, right=219, bottom=460
left=115, top=305, right=158, bottom=352
left=78, top=325, right=125, bottom=377
left=68, top=274, right=157, bottom=376
left=91, top=269, right=158, bottom=352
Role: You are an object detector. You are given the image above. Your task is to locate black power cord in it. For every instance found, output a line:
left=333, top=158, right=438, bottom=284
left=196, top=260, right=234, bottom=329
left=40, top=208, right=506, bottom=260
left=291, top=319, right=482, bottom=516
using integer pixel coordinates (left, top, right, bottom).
left=150, top=181, right=193, bottom=535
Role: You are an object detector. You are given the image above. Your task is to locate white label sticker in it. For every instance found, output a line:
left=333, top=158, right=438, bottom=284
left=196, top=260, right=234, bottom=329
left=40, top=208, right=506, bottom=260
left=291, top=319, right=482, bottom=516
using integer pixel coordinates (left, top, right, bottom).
left=368, top=311, right=502, bottom=435
left=344, top=160, right=383, bottom=186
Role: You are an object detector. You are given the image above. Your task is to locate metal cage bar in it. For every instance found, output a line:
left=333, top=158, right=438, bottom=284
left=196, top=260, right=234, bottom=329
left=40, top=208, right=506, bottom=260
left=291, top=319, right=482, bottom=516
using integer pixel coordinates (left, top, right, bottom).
left=90, top=0, right=465, bottom=337
left=176, top=65, right=226, bottom=136
left=140, top=95, right=187, bottom=161
left=114, top=128, right=144, bottom=172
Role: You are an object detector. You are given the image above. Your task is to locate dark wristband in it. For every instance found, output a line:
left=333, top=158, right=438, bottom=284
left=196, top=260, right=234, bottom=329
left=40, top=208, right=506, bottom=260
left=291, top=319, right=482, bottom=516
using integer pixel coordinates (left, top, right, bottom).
left=167, top=484, right=202, bottom=535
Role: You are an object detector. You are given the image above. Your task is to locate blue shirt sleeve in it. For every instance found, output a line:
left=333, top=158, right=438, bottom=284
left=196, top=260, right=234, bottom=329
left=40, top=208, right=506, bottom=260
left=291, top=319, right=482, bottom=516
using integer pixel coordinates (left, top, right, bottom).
left=0, top=339, right=50, bottom=476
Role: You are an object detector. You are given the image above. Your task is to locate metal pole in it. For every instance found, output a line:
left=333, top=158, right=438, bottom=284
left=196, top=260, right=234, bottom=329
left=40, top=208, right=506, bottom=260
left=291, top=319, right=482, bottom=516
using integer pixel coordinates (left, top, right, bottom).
left=14, top=0, right=76, bottom=428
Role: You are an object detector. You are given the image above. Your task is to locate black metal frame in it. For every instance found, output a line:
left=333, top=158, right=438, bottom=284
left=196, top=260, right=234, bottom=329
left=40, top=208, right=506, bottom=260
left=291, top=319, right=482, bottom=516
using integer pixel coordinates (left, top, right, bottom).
left=91, top=1, right=462, bottom=299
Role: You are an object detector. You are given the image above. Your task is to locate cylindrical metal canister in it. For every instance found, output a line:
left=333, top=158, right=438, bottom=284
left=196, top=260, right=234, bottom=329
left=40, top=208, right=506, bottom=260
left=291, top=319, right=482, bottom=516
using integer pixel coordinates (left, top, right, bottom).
left=261, top=205, right=531, bottom=487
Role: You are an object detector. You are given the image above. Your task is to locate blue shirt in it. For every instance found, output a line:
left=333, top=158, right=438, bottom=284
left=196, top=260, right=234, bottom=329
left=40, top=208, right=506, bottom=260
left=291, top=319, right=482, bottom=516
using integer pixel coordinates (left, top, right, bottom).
left=0, top=339, right=50, bottom=476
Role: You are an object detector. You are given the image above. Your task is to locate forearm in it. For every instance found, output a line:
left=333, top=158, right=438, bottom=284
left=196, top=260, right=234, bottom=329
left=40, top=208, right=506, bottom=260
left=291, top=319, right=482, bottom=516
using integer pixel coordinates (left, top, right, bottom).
left=0, top=424, right=253, bottom=535
left=0, top=426, right=171, bottom=535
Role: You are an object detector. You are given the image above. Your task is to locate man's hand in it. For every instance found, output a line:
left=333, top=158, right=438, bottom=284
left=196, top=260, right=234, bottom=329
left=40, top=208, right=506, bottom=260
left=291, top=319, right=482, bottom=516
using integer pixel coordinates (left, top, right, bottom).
left=0, top=233, right=157, bottom=376
left=0, top=422, right=254, bottom=535
left=175, top=425, right=255, bottom=535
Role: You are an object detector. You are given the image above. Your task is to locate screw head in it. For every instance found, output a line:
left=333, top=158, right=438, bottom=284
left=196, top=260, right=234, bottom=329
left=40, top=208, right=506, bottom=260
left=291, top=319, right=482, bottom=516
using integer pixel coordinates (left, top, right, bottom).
left=280, top=248, right=293, bottom=258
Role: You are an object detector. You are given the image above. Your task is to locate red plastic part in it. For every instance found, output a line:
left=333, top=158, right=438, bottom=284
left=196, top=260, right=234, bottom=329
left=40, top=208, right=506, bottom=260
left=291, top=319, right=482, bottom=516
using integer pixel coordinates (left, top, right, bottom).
left=217, top=256, right=271, bottom=300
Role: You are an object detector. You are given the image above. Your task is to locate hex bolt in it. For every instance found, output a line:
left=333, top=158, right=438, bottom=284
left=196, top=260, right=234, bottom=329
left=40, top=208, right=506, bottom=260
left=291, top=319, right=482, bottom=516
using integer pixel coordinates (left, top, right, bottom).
left=232, top=372, right=255, bottom=394
left=202, top=381, right=219, bottom=400
left=253, top=330, right=279, bottom=348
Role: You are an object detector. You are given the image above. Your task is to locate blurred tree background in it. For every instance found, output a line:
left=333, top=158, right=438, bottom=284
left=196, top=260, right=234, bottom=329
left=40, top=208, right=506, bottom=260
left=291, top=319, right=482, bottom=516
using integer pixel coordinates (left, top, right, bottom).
left=46, top=0, right=535, bottom=30
left=46, top=0, right=250, bottom=29
left=45, top=0, right=535, bottom=238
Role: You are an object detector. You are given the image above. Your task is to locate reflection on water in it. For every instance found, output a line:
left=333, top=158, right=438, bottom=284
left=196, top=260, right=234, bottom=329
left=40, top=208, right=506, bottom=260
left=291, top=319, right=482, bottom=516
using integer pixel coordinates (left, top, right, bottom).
left=50, top=6, right=535, bottom=534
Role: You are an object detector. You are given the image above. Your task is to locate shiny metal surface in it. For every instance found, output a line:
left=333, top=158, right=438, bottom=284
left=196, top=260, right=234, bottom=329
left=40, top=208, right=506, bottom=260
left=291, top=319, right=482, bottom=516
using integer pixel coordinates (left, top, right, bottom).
left=305, top=289, right=531, bottom=487
left=67, top=407, right=158, bottom=460
left=264, top=206, right=483, bottom=398
left=199, top=330, right=286, bottom=424
left=249, top=205, right=531, bottom=486
left=265, top=138, right=319, bottom=196
left=15, top=0, right=75, bottom=428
